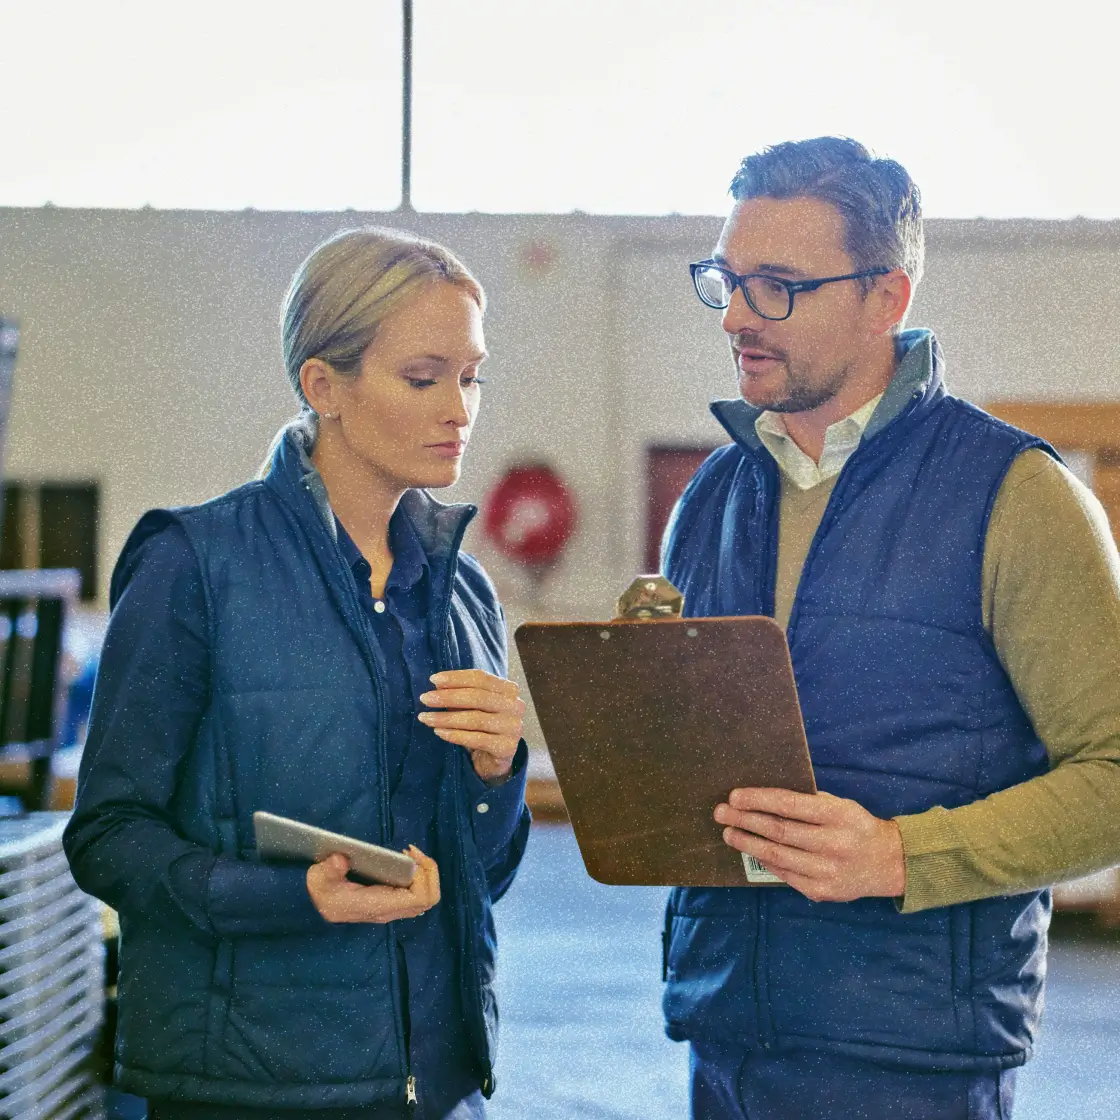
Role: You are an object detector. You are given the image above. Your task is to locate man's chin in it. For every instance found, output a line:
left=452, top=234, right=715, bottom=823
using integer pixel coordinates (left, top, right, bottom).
left=738, top=374, right=790, bottom=412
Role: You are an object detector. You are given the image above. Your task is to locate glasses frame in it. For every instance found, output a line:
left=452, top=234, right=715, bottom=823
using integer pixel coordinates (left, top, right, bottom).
left=689, top=260, right=891, bottom=320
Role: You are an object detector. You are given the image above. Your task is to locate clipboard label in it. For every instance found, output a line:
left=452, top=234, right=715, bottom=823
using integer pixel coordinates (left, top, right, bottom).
left=743, top=854, right=783, bottom=884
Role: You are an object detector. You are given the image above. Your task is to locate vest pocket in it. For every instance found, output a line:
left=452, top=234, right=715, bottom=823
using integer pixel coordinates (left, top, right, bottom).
left=764, top=895, right=964, bottom=1053
left=662, top=902, right=760, bottom=1046
left=221, top=983, right=400, bottom=1083
left=211, top=926, right=403, bottom=1083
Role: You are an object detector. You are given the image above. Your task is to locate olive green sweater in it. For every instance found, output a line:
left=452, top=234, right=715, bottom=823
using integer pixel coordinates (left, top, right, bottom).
left=772, top=449, right=1120, bottom=913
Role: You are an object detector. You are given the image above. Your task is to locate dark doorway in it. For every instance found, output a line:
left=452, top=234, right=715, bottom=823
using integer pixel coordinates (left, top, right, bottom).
left=645, top=446, right=722, bottom=572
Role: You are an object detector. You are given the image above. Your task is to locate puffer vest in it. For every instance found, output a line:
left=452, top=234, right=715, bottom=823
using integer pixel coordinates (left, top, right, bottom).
left=111, top=432, right=509, bottom=1108
left=661, top=332, right=1055, bottom=1071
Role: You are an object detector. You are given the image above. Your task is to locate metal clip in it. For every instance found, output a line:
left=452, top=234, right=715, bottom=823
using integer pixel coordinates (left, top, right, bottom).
left=614, top=575, right=684, bottom=620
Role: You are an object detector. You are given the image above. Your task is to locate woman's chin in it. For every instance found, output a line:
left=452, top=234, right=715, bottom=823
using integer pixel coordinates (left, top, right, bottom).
left=411, top=463, right=463, bottom=490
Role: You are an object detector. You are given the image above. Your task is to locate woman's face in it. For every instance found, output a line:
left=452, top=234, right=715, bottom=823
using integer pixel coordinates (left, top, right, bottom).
left=334, top=280, right=487, bottom=492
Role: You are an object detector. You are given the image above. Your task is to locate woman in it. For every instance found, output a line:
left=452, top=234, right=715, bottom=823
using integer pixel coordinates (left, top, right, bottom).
left=64, top=228, right=531, bottom=1120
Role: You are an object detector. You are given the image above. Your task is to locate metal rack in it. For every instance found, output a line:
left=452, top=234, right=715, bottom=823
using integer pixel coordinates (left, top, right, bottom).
left=0, top=814, right=104, bottom=1119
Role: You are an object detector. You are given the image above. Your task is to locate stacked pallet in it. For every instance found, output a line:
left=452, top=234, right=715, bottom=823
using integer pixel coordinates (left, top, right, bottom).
left=0, top=813, right=103, bottom=1120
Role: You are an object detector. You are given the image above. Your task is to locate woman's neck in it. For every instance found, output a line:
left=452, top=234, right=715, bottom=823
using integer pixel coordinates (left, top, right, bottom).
left=311, top=430, right=402, bottom=570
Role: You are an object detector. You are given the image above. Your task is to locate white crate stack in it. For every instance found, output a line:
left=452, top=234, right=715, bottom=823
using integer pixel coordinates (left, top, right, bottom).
left=0, top=814, right=104, bottom=1120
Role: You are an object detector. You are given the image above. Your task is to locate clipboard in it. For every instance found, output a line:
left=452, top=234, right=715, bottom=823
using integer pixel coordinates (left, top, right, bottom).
left=514, top=609, right=816, bottom=887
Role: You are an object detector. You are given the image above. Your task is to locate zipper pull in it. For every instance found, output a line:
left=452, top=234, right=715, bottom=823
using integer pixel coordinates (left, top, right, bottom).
left=406, top=1075, right=418, bottom=1107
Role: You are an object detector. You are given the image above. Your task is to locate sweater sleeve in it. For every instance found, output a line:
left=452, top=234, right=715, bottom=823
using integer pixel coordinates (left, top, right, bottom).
left=895, top=449, right=1120, bottom=912
left=63, top=522, right=328, bottom=938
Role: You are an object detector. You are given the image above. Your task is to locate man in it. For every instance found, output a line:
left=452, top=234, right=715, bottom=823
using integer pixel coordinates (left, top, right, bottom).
left=660, top=136, right=1120, bottom=1119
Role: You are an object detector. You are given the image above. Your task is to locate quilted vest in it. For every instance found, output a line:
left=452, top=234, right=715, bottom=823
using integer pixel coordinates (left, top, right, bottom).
left=111, top=431, right=509, bottom=1107
left=661, top=331, right=1054, bottom=1071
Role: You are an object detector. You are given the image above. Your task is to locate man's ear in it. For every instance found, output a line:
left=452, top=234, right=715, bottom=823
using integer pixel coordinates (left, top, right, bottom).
left=299, top=358, right=336, bottom=416
left=868, top=269, right=912, bottom=337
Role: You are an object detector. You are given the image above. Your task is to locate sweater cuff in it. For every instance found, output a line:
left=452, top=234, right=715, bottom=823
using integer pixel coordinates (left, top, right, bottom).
left=893, top=807, right=975, bottom=913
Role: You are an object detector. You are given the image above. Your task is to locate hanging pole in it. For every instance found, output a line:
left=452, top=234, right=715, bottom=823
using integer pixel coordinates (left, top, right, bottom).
left=401, top=0, right=413, bottom=211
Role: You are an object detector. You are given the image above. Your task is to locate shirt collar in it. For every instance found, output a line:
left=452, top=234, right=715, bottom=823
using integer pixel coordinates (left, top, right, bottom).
left=754, top=392, right=884, bottom=491
left=334, top=507, right=429, bottom=594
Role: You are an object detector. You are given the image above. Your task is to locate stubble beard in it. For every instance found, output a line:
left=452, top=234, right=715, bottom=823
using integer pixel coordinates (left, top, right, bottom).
left=738, top=355, right=850, bottom=415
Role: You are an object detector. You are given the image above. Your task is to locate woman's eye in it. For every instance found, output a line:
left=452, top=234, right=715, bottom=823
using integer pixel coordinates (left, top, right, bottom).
left=461, top=375, right=488, bottom=387
left=405, top=377, right=437, bottom=389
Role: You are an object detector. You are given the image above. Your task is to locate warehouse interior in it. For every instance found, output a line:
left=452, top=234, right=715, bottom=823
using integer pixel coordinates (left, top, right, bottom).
left=2, top=1, right=1120, bottom=1117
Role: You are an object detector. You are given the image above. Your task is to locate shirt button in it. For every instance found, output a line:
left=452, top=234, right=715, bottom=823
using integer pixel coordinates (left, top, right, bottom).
left=476, top=802, right=490, bottom=814
left=374, top=600, right=386, bottom=614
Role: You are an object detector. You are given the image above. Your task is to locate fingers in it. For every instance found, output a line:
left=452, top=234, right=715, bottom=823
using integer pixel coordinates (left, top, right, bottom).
left=419, top=686, right=527, bottom=718
left=721, top=825, right=829, bottom=879
left=418, top=706, right=522, bottom=734
left=726, top=787, right=841, bottom=824
left=407, top=844, right=440, bottom=907
left=417, top=675, right=524, bottom=775
left=714, top=806, right=819, bottom=851
left=307, top=846, right=442, bottom=924
left=429, top=669, right=520, bottom=698
left=311, top=851, right=352, bottom=883
left=432, top=726, right=520, bottom=763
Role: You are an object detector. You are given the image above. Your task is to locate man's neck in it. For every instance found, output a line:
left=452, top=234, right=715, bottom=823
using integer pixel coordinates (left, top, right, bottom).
left=780, top=342, right=897, bottom=463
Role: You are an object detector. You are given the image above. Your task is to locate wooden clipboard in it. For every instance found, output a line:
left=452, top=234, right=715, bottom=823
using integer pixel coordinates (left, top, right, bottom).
left=514, top=615, right=815, bottom=887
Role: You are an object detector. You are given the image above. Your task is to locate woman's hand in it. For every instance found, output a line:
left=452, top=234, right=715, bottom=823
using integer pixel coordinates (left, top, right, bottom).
left=306, top=845, right=440, bottom=924
left=417, top=669, right=525, bottom=784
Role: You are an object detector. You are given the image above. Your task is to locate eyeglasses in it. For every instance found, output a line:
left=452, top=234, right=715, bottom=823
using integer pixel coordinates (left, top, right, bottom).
left=689, top=260, right=890, bottom=321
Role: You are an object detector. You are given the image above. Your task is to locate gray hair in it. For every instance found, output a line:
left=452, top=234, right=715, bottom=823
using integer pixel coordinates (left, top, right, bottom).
left=729, top=137, right=924, bottom=314
left=261, top=226, right=485, bottom=473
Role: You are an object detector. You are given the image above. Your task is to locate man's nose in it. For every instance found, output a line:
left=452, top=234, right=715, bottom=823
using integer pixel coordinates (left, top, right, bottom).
left=721, top=285, right=767, bottom=336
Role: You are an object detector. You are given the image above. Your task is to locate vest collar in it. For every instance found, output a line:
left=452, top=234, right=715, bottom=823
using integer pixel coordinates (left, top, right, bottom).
left=263, top=423, right=478, bottom=568
left=709, top=327, right=946, bottom=455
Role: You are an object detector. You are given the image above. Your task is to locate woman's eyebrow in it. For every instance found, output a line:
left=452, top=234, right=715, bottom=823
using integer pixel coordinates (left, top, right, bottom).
left=402, top=350, right=489, bottom=365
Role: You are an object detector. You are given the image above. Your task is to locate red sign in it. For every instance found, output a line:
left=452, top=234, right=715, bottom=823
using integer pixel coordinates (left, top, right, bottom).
left=483, top=464, right=577, bottom=568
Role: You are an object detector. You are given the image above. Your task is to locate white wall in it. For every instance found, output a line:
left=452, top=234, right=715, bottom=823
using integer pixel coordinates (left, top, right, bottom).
left=2, top=208, right=1119, bottom=625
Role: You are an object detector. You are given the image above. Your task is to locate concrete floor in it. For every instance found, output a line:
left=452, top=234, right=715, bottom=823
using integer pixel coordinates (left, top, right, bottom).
left=489, top=824, right=1120, bottom=1120
left=105, top=823, right=1120, bottom=1118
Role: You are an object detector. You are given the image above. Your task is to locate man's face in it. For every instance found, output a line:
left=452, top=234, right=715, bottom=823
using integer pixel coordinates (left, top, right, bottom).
left=714, top=195, right=877, bottom=414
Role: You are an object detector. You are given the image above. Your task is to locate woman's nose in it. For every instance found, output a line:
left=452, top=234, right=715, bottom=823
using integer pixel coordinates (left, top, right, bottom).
left=444, top=385, right=472, bottom=428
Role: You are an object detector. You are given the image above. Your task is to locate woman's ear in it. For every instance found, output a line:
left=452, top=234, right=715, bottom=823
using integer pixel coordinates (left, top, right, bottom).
left=299, top=358, right=337, bottom=418
left=868, top=269, right=913, bottom=337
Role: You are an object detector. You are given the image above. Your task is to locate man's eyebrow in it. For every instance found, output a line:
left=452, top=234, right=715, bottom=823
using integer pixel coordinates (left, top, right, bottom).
left=710, top=254, right=806, bottom=278
left=753, top=262, right=806, bottom=278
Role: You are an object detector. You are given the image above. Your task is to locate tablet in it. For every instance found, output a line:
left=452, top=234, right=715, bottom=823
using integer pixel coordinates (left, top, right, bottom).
left=253, top=811, right=417, bottom=888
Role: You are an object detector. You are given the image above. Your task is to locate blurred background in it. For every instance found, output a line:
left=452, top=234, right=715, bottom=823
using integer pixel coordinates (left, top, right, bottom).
left=2, top=0, right=1120, bottom=1116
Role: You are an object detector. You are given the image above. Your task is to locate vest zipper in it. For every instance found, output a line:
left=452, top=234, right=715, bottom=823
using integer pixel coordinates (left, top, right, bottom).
left=436, top=521, right=495, bottom=1095
left=325, top=527, right=412, bottom=1098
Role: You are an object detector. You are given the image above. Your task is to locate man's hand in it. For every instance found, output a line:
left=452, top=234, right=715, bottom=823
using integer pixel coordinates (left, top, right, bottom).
left=417, top=669, right=525, bottom=784
left=714, top=787, right=906, bottom=903
left=306, top=845, right=440, bottom=923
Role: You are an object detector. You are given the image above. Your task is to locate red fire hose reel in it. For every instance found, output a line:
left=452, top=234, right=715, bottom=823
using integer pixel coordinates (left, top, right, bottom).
left=482, top=463, right=577, bottom=570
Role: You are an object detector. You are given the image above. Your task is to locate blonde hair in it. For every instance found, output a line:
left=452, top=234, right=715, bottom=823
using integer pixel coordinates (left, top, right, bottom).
left=260, top=226, right=485, bottom=474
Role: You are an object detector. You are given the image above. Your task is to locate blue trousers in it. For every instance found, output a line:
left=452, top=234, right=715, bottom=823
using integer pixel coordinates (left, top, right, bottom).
left=690, top=1042, right=1017, bottom=1120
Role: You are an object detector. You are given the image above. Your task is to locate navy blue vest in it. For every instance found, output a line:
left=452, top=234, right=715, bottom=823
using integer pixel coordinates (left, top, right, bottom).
left=111, top=432, right=511, bottom=1108
left=661, top=333, right=1054, bottom=1071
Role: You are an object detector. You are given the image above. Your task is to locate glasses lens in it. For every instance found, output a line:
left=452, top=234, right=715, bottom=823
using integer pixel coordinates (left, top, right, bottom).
left=744, top=276, right=791, bottom=320
left=693, top=265, right=733, bottom=308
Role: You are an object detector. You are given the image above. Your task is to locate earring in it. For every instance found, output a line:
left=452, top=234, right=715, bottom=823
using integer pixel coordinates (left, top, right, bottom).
left=322, top=411, right=338, bottom=421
